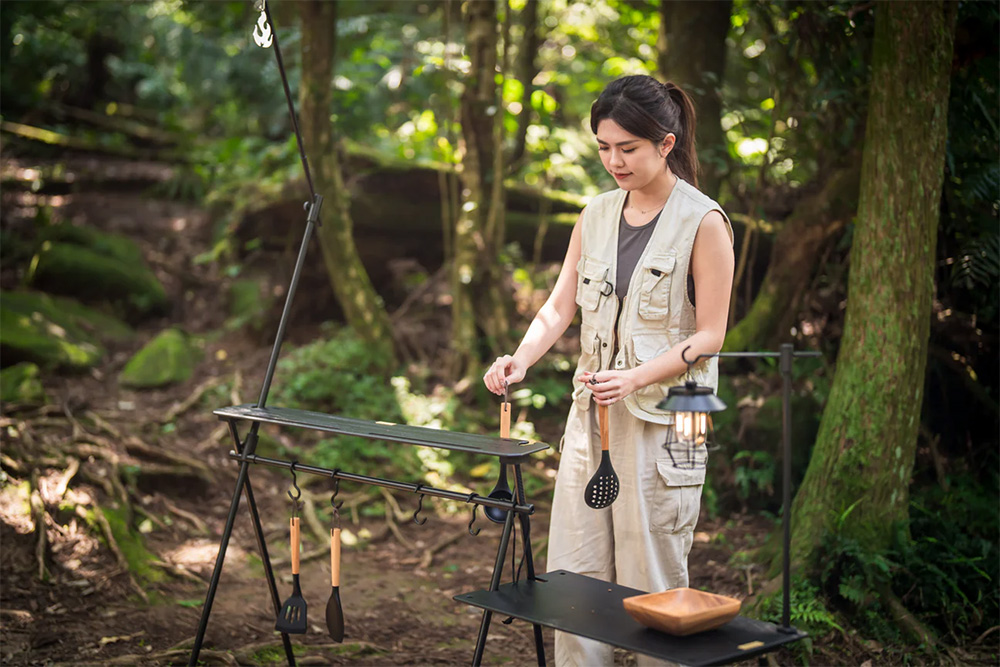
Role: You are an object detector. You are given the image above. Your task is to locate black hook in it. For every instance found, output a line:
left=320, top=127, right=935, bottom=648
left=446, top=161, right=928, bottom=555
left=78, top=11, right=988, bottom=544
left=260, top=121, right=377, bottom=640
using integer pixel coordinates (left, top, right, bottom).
left=467, top=493, right=481, bottom=536
left=413, top=485, right=427, bottom=525
left=287, top=461, right=302, bottom=514
left=330, top=470, right=344, bottom=511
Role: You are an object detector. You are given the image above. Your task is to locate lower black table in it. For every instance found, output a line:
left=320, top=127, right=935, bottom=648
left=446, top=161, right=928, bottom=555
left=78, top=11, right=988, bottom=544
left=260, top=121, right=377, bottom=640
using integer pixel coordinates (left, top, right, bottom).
left=457, top=570, right=807, bottom=666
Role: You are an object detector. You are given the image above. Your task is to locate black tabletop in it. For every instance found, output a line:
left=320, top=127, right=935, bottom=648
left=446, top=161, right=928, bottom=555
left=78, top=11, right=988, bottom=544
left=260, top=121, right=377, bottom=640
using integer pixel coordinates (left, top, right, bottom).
left=456, top=570, right=807, bottom=666
left=214, top=404, right=550, bottom=460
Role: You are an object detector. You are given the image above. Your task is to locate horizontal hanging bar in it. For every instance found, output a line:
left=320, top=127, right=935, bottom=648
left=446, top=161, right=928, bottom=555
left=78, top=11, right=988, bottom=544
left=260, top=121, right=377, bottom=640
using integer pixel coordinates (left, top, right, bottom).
left=228, top=451, right=535, bottom=515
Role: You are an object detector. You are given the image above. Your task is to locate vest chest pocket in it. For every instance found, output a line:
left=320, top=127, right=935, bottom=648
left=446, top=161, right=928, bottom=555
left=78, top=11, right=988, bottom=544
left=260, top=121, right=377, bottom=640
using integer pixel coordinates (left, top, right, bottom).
left=637, top=253, right=676, bottom=320
left=576, top=256, right=612, bottom=312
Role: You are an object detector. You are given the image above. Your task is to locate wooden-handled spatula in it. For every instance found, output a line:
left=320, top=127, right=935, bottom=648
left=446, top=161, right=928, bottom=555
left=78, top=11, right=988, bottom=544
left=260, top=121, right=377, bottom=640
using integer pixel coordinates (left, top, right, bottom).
left=275, top=517, right=307, bottom=633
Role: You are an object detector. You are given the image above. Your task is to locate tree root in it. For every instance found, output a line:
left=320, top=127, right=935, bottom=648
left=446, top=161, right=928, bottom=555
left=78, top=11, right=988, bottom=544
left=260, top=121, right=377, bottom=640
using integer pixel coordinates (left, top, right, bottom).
left=877, top=582, right=936, bottom=649
left=419, top=531, right=464, bottom=569
left=161, top=497, right=209, bottom=534
left=29, top=470, right=50, bottom=581
left=161, top=375, right=226, bottom=423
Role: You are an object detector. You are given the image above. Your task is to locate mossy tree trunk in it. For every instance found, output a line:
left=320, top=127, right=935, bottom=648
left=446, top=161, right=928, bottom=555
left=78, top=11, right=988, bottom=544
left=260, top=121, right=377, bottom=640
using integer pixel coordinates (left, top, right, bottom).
left=657, top=0, right=731, bottom=198
left=298, top=0, right=395, bottom=366
left=723, top=164, right=860, bottom=352
left=790, top=0, right=957, bottom=565
left=451, top=0, right=510, bottom=381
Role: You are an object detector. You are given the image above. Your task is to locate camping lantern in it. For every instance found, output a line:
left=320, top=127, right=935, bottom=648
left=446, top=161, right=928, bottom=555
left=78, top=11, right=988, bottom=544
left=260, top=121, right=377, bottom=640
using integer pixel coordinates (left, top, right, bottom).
left=657, top=380, right=727, bottom=470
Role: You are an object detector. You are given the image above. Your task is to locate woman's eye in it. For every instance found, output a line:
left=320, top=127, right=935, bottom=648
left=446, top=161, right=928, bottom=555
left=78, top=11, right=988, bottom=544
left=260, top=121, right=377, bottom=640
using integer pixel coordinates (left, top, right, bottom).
left=623, top=148, right=636, bottom=154
left=598, top=146, right=608, bottom=151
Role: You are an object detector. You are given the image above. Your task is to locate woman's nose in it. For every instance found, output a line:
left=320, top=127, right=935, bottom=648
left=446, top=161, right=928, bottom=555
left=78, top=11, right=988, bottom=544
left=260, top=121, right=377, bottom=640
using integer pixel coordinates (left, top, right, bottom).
left=609, top=150, right=624, bottom=166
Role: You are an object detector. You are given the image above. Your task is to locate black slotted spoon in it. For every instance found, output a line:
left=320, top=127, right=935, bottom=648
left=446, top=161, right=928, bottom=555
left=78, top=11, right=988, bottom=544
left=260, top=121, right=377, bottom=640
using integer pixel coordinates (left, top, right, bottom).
left=275, top=517, right=307, bottom=634
left=585, top=402, right=619, bottom=509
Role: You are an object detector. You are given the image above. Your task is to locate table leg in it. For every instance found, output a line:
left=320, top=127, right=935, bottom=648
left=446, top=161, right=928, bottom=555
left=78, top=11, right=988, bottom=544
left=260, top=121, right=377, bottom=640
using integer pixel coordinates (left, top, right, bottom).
left=513, top=464, right=546, bottom=666
left=228, top=421, right=295, bottom=666
left=472, top=508, right=515, bottom=666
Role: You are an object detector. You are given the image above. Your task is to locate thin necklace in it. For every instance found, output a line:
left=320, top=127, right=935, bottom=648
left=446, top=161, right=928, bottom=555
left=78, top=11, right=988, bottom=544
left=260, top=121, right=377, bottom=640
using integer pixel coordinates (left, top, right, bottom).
left=629, top=199, right=667, bottom=215
left=628, top=176, right=677, bottom=215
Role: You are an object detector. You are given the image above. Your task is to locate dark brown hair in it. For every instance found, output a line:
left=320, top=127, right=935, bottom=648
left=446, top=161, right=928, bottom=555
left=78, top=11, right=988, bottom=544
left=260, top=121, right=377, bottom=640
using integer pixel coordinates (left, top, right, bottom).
left=589, top=75, right=699, bottom=188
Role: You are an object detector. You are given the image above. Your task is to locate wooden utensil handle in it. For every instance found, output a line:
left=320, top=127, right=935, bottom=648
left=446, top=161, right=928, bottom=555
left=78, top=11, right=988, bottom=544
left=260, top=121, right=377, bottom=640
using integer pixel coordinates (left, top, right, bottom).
left=598, top=403, right=609, bottom=452
left=290, top=517, right=300, bottom=575
left=330, top=528, right=341, bottom=587
left=500, top=402, right=511, bottom=439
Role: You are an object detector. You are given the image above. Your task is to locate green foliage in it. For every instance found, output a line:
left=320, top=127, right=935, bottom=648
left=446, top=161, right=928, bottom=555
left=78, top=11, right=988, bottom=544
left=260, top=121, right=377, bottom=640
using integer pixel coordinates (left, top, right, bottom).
left=815, top=471, right=1000, bottom=652
left=0, top=362, right=46, bottom=404
left=752, top=576, right=843, bottom=644
left=732, top=450, right=775, bottom=501
left=271, top=324, right=418, bottom=477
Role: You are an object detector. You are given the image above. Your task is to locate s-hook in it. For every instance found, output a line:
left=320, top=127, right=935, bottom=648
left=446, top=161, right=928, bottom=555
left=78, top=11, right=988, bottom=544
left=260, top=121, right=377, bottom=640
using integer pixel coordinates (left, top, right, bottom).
left=413, top=484, right=427, bottom=526
left=330, top=470, right=344, bottom=511
left=467, top=493, right=481, bottom=536
left=287, top=461, right=302, bottom=516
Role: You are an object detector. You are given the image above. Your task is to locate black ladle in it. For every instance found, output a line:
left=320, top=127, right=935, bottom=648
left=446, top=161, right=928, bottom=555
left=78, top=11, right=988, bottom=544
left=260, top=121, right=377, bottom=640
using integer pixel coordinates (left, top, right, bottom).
left=485, top=384, right=514, bottom=523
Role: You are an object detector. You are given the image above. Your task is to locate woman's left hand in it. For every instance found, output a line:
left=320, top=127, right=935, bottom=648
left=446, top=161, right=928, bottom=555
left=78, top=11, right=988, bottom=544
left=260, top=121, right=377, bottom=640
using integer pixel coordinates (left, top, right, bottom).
left=576, top=370, right=641, bottom=406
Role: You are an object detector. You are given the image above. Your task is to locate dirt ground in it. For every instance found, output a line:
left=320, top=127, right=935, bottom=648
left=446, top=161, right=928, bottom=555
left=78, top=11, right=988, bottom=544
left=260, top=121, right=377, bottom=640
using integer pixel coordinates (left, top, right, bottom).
left=1, top=158, right=806, bottom=666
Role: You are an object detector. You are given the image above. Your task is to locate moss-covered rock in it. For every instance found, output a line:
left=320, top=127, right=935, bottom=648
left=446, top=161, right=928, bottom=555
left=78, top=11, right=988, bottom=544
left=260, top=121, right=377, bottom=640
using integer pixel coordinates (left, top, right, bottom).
left=28, top=241, right=168, bottom=319
left=37, top=223, right=146, bottom=266
left=0, top=362, right=46, bottom=403
left=2, top=302, right=101, bottom=370
left=3, top=290, right=133, bottom=342
left=120, top=328, right=201, bottom=388
left=0, top=290, right=133, bottom=371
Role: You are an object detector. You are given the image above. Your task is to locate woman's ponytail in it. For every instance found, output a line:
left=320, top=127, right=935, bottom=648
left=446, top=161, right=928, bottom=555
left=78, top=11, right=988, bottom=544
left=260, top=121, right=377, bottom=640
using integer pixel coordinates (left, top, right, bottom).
left=662, top=81, right=700, bottom=188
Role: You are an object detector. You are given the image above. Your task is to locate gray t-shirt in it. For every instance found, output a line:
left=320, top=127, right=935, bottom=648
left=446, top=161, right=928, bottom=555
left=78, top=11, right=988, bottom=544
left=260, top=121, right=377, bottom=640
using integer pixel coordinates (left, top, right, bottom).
left=615, top=210, right=660, bottom=301
left=615, top=210, right=697, bottom=306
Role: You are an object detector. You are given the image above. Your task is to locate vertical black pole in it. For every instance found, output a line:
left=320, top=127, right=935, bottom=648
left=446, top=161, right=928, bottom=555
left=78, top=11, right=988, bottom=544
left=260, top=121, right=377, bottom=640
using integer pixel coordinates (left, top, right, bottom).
left=188, top=204, right=319, bottom=666
left=472, top=509, right=516, bottom=666
left=228, top=420, right=295, bottom=666
left=779, top=343, right=793, bottom=632
left=514, top=463, right=546, bottom=666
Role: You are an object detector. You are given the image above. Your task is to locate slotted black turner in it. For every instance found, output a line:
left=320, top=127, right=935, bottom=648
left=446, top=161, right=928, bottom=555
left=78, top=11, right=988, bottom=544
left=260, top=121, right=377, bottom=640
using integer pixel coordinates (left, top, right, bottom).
left=275, top=517, right=307, bottom=633
left=585, top=403, right=619, bottom=508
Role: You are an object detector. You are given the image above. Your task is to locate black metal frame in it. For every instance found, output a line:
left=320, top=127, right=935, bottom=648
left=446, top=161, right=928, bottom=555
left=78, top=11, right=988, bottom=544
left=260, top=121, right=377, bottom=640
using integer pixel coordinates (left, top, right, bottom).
left=681, top=344, right=822, bottom=632
left=188, top=414, right=547, bottom=666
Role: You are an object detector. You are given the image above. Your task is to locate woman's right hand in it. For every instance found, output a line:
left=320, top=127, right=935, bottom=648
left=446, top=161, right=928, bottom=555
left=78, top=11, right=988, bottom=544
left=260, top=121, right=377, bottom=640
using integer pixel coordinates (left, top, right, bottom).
left=483, top=355, right=527, bottom=396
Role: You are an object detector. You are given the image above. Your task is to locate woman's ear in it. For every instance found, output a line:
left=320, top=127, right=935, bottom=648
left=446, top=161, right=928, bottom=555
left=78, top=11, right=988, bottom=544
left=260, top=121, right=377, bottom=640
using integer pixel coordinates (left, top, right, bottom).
left=660, top=133, right=677, bottom=158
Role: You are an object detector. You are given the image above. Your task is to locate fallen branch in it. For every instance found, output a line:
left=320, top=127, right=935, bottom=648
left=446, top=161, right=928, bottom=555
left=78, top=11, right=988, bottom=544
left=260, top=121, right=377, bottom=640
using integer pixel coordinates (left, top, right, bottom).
left=29, top=470, right=50, bottom=581
left=419, top=531, right=464, bottom=569
left=161, top=376, right=226, bottom=424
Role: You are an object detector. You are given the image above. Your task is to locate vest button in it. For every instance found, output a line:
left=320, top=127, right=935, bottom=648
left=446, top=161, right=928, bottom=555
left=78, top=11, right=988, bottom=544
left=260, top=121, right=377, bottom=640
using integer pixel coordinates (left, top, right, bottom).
left=602, top=343, right=607, bottom=348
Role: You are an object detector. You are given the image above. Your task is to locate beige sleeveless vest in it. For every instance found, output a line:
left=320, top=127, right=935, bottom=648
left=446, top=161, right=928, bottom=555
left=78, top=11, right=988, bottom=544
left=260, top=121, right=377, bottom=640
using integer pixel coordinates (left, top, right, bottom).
left=572, top=179, right=733, bottom=424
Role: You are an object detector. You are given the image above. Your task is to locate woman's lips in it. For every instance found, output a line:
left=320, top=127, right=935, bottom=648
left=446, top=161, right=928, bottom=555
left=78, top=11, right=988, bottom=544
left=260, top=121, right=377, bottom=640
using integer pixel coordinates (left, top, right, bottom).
left=613, top=172, right=631, bottom=179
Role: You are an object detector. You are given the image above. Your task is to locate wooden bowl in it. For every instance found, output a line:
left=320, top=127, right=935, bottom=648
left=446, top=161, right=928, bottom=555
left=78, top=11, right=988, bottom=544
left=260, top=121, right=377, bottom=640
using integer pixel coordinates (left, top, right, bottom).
left=622, top=588, right=741, bottom=636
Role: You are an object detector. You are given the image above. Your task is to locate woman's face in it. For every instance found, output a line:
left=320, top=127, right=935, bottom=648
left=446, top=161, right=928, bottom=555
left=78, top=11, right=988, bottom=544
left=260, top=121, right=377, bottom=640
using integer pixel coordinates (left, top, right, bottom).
left=595, top=119, right=673, bottom=190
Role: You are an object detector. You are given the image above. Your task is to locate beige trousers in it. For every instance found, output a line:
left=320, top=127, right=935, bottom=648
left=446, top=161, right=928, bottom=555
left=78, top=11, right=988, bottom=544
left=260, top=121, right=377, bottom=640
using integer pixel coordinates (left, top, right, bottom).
left=547, top=400, right=705, bottom=667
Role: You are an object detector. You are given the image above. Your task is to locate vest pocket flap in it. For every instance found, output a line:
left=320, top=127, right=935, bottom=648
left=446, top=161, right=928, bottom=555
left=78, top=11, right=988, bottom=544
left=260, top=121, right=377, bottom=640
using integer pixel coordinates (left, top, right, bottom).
left=643, top=253, right=676, bottom=276
left=656, top=459, right=706, bottom=487
left=576, top=256, right=611, bottom=311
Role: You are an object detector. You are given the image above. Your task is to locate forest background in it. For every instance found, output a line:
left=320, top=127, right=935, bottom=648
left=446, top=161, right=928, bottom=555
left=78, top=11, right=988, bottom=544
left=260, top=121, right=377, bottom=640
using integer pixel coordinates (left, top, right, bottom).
left=0, top=0, right=997, bottom=665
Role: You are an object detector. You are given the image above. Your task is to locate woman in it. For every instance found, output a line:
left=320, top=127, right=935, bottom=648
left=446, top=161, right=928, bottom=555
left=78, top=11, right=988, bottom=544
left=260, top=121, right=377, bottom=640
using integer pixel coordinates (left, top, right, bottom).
left=483, top=75, right=734, bottom=666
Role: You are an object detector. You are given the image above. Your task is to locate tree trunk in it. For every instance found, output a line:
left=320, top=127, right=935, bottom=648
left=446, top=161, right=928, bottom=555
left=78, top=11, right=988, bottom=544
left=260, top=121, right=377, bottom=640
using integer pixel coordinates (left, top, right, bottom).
left=790, top=0, right=957, bottom=565
left=298, top=0, right=395, bottom=366
left=658, top=0, right=732, bottom=198
left=451, top=0, right=509, bottom=381
left=724, top=164, right=860, bottom=352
